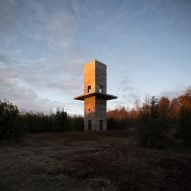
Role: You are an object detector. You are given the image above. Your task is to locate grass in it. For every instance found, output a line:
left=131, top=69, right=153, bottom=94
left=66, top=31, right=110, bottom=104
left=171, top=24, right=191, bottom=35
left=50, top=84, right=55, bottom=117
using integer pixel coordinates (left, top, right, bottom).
left=0, top=130, right=191, bottom=191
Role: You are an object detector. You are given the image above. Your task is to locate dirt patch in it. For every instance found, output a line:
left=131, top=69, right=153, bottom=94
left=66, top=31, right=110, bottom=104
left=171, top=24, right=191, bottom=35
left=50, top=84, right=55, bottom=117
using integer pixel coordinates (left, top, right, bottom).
left=0, top=130, right=191, bottom=191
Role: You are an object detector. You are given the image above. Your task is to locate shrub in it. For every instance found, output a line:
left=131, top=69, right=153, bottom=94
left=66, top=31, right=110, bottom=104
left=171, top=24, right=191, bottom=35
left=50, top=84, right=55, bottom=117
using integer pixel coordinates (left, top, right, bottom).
left=135, top=97, right=168, bottom=149
left=69, top=116, right=84, bottom=131
left=176, top=88, right=191, bottom=145
left=54, top=109, right=70, bottom=132
left=107, top=118, right=127, bottom=130
left=0, top=100, right=24, bottom=141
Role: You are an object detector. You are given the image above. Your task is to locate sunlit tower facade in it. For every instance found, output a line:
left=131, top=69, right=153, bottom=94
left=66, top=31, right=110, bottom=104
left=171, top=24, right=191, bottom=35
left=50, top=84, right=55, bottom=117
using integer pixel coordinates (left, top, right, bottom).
left=74, top=60, right=117, bottom=131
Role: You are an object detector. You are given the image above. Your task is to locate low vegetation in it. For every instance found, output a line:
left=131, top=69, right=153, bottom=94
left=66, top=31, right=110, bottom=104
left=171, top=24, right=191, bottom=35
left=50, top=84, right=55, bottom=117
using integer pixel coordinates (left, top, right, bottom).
left=0, top=88, right=191, bottom=190
left=107, top=87, right=191, bottom=148
left=0, top=100, right=23, bottom=142
left=0, top=87, right=191, bottom=148
left=0, top=101, right=83, bottom=142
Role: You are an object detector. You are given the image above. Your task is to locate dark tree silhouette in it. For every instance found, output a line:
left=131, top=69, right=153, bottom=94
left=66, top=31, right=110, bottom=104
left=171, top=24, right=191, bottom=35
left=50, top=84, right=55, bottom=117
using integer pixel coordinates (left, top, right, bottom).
left=0, top=100, right=23, bottom=141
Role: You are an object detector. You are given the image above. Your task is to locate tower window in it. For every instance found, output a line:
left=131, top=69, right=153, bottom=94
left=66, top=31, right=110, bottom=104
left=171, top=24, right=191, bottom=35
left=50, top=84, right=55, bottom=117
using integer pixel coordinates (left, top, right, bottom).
left=99, top=85, right=103, bottom=93
left=88, top=85, right=91, bottom=93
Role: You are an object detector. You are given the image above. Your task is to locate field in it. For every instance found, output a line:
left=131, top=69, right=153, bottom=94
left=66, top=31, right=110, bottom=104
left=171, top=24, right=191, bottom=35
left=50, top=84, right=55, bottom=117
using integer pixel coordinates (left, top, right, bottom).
left=0, top=130, right=191, bottom=191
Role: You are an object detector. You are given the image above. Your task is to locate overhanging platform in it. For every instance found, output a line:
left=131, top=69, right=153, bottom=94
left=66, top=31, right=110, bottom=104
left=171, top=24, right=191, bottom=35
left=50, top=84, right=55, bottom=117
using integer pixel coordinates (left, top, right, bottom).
left=74, top=92, right=117, bottom=101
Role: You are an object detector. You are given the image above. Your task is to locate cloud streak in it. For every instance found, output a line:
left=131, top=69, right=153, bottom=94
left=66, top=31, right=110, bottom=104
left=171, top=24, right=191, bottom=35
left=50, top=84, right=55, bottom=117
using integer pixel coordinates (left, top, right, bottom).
left=0, top=0, right=191, bottom=114
left=0, top=0, right=86, bottom=113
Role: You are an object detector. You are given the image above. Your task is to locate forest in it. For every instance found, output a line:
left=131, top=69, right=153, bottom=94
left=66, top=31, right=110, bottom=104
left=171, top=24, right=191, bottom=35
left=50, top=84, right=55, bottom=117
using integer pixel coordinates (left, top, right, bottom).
left=0, top=87, right=191, bottom=148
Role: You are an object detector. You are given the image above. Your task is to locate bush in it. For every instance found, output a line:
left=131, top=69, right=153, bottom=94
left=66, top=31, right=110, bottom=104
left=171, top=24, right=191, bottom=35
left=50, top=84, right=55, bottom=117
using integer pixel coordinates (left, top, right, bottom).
left=21, top=109, right=84, bottom=133
left=107, top=118, right=127, bottom=130
left=176, top=88, right=191, bottom=145
left=135, top=97, right=168, bottom=149
left=0, top=100, right=24, bottom=141
left=177, top=108, right=191, bottom=144
left=69, top=116, right=84, bottom=131
left=21, top=113, right=53, bottom=133
left=54, top=110, right=70, bottom=132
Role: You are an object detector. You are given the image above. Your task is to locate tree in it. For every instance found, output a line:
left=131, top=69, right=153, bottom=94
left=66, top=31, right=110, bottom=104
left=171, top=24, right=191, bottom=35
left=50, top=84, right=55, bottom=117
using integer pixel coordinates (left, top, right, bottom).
left=136, top=96, right=168, bottom=148
left=170, top=98, right=180, bottom=124
left=0, top=100, right=23, bottom=141
left=107, top=107, right=131, bottom=129
left=158, top=97, right=170, bottom=118
left=177, top=88, right=191, bottom=144
left=54, top=109, right=70, bottom=132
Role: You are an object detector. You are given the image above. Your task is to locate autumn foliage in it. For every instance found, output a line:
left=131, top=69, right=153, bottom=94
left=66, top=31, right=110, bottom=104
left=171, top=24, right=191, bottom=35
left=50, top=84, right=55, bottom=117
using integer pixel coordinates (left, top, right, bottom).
left=107, top=88, right=191, bottom=147
left=0, top=88, right=191, bottom=147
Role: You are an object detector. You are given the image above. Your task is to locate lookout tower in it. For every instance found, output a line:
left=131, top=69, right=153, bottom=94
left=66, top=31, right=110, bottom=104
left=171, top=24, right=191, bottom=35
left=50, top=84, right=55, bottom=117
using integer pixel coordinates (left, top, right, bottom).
left=74, top=60, right=117, bottom=131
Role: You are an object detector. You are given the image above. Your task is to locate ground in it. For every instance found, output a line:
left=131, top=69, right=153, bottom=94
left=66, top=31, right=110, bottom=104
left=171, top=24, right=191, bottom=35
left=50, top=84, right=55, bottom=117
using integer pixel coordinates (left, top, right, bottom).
left=0, top=130, right=191, bottom=191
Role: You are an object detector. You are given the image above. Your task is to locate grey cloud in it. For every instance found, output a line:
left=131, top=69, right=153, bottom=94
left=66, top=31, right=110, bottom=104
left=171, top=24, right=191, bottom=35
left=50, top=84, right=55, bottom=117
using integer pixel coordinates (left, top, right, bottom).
left=1, top=0, right=143, bottom=113
left=159, top=90, right=181, bottom=99
left=0, top=0, right=20, bottom=34
left=0, top=53, right=83, bottom=113
left=116, top=79, right=141, bottom=108
left=0, top=68, right=18, bottom=86
left=0, top=54, right=12, bottom=64
left=0, top=76, right=62, bottom=113
left=15, top=57, right=83, bottom=94
left=0, top=57, right=64, bottom=113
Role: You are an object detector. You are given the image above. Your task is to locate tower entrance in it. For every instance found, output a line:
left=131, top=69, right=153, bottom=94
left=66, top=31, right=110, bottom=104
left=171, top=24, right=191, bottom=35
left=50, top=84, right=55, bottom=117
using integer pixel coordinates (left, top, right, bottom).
left=88, top=120, right=92, bottom=130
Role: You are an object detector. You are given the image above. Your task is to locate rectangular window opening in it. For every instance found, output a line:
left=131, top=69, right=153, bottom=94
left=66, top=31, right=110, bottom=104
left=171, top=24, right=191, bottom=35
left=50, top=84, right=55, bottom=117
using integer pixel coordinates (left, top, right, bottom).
left=99, top=120, right=103, bottom=130
left=99, top=85, right=103, bottom=93
left=88, top=85, right=91, bottom=93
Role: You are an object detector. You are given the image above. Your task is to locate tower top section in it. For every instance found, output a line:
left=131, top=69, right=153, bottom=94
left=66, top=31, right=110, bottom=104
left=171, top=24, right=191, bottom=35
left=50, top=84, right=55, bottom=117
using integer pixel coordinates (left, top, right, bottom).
left=84, top=60, right=106, bottom=94
left=74, top=60, right=117, bottom=100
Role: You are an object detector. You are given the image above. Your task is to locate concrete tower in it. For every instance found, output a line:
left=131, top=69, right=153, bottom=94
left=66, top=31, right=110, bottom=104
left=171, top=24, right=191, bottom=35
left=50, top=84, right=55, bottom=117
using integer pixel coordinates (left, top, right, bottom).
left=74, top=60, right=117, bottom=131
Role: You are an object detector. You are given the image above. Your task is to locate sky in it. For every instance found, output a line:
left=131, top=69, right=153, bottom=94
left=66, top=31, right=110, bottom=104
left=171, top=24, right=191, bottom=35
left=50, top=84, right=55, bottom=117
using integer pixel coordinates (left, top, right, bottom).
left=0, top=0, right=191, bottom=115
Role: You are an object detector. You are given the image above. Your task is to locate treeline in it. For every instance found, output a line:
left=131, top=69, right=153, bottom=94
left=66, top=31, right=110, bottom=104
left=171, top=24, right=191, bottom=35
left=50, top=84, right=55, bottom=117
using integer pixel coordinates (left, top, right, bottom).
left=107, top=88, right=191, bottom=148
left=1, top=87, right=191, bottom=148
left=0, top=100, right=83, bottom=142
left=21, top=110, right=83, bottom=133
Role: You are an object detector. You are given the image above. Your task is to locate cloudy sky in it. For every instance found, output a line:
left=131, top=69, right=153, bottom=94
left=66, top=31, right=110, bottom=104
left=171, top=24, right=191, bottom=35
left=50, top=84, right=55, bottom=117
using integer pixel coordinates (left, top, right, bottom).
left=0, top=0, right=191, bottom=114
